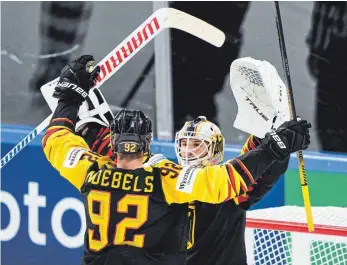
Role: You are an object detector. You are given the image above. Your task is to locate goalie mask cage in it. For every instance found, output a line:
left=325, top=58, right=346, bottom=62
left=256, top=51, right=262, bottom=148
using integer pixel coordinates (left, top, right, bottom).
left=245, top=206, right=347, bottom=265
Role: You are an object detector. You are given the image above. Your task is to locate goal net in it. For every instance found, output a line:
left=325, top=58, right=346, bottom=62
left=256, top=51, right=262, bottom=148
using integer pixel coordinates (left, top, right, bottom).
left=245, top=206, right=347, bottom=265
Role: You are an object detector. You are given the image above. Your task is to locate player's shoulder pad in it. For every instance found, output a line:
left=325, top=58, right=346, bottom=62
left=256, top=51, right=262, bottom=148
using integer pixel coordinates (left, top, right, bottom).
left=143, top=154, right=168, bottom=167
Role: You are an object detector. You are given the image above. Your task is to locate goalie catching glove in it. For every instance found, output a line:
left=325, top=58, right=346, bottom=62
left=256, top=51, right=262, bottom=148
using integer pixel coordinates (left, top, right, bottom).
left=53, top=55, right=100, bottom=106
left=262, top=117, right=311, bottom=161
left=230, top=57, right=291, bottom=138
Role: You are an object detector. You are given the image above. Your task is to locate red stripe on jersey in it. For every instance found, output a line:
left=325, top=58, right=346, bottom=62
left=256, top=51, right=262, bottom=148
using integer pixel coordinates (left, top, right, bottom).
left=91, top=128, right=106, bottom=151
left=51, top=118, right=74, bottom=126
left=242, top=146, right=249, bottom=154
left=235, top=158, right=255, bottom=184
left=91, top=138, right=101, bottom=152
left=225, top=164, right=237, bottom=200
left=224, top=181, right=231, bottom=202
left=42, top=128, right=61, bottom=148
left=107, top=146, right=114, bottom=159
left=237, top=194, right=249, bottom=203
left=97, top=137, right=110, bottom=155
left=253, top=135, right=262, bottom=145
left=95, top=127, right=104, bottom=139
left=248, top=137, right=256, bottom=150
left=240, top=179, right=249, bottom=194
left=101, top=127, right=110, bottom=139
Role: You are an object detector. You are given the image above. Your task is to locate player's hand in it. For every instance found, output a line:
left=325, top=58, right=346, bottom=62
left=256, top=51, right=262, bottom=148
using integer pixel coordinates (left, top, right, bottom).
left=262, top=117, right=311, bottom=161
left=53, top=55, right=100, bottom=106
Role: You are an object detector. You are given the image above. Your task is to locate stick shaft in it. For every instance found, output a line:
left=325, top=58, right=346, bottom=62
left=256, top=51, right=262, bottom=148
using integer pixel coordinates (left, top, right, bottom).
left=273, top=1, right=314, bottom=232
left=273, top=2, right=296, bottom=117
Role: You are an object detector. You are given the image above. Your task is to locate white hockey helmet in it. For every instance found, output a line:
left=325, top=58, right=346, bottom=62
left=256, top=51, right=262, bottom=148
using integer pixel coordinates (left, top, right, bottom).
left=175, top=116, right=225, bottom=167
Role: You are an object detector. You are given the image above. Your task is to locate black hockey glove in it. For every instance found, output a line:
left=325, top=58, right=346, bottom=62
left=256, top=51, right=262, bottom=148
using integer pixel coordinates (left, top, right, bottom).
left=262, top=118, right=311, bottom=161
left=53, top=55, right=100, bottom=106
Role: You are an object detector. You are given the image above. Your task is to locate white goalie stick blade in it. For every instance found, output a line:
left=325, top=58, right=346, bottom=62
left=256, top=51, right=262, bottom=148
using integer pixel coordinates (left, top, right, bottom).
left=165, top=8, right=225, bottom=48
left=230, top=57, right=290, bottom=138
left=0, top=7, right=226, bottom=169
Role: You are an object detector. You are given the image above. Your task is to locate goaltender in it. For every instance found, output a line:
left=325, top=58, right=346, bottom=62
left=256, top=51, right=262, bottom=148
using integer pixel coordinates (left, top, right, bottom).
left=42, top=55, right=310, bottom=265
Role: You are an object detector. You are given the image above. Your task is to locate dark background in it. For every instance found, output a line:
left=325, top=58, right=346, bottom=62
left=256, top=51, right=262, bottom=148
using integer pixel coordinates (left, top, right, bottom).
left=1, top=1, right=318, bottom=148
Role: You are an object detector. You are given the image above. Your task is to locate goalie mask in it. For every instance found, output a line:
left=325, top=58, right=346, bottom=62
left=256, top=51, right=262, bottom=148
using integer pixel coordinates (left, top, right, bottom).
left=110, top=109, right=152, bottom=154
left=175, top=116, right=225, bottom=167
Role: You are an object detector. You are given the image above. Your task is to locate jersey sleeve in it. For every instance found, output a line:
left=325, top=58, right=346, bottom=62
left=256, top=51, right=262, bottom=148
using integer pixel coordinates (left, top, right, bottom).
left=240, top=135, right=262, bottom=156
left=232, top=135, right=261, bottom=205
left=233, top=135, right=289, bottom=209
left=42, top=102, right=115, bottom=190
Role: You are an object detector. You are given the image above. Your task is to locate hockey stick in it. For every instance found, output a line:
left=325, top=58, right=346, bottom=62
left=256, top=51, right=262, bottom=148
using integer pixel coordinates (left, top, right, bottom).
left=0, top=7, right=226, bottom=169
left=273, top=1, right=314, bottom=231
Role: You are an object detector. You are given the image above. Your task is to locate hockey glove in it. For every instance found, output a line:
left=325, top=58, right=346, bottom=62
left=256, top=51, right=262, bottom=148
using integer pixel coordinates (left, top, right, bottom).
left=262, top=118, right=311, bottom=161
left=53, top=55, right=100, bottom=106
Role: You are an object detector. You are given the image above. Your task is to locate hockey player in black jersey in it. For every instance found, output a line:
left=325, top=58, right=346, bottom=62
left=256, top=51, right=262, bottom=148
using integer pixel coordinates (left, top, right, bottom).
left=42, top=55, right=311, bottom=265
left=175, top=117, right=290, bottom=265
left=177, top=57, right=301, bottom=265
left=76, top=105, right=307, bottom=265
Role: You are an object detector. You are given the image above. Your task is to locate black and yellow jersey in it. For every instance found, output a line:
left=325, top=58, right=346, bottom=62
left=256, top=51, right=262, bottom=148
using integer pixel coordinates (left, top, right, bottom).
left=42, top=101, right=277, bottom=265
left=78, top=125, right=288, bottom=265
left=43, top=125, right=276, bottom=206
left=186, top=135, right=289, bottom=265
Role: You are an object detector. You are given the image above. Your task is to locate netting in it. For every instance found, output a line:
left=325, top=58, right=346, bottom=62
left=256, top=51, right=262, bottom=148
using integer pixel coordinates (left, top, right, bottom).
left=245, top=206, right=347, bottom=265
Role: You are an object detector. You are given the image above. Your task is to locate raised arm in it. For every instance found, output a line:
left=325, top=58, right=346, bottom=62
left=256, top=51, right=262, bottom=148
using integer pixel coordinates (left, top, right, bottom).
left=42, top=55, right=114, bottom=190
left=233, top=135, right=289, bottom=209
left=159, top=118, right=310, bottom=205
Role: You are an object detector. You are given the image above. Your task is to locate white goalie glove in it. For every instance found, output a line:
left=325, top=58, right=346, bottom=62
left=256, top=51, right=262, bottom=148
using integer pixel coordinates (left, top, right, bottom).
left=229, top=57, right=291, bottom=138
left=41, top=84, right=114, bottom=132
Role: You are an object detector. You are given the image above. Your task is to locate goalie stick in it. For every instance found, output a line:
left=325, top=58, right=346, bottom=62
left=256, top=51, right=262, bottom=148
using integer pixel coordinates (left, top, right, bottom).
left=273, top=1, right=314, bottom=231
left=0, top=7, right=225, bottom=169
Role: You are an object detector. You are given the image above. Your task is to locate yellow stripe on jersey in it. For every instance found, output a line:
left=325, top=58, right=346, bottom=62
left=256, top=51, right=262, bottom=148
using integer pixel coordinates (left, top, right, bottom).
left=43, top=127, right=114, bottom=190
